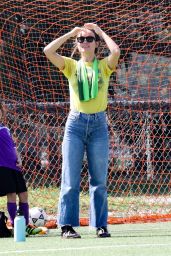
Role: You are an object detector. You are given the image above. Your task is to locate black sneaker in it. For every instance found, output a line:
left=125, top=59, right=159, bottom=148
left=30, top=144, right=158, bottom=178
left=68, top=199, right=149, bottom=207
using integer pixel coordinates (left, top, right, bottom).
left=96, top=227, right=111, bottom=238
left=61, top=225, right=81, bottom=239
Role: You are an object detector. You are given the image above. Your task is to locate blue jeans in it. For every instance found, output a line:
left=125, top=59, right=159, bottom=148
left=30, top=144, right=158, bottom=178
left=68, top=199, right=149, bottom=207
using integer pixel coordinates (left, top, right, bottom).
left=57, top=110, right=109, bottom=228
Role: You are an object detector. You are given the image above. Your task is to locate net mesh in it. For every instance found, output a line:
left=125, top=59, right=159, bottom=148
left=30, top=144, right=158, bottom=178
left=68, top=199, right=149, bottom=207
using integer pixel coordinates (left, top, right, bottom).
left=1, top=0, right=171, bottom=224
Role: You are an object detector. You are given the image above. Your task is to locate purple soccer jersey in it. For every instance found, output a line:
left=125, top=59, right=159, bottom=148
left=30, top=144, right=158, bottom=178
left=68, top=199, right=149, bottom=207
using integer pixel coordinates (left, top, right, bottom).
left=0, top=124, right=20, bottom=171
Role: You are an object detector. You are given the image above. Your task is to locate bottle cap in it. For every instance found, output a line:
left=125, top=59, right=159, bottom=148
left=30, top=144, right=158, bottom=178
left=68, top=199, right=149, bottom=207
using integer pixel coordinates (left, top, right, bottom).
left=16, top=209, right=24, bottom=216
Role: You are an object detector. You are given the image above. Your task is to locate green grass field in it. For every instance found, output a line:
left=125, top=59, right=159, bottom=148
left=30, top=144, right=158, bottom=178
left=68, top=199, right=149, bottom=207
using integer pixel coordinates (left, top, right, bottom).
left=1, top=222, right=171, bottom=256
left=1, top=187, right=170, bottom=218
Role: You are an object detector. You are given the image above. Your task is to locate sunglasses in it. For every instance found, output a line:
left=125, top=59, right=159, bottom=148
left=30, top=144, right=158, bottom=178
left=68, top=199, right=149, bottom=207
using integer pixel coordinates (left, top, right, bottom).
left=77, top=36, right=96, bottom=43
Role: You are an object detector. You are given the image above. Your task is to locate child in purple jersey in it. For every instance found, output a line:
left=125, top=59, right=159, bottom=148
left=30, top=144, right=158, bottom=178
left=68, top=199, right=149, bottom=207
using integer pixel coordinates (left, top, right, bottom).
left=0, top=102, right=47, bottom=235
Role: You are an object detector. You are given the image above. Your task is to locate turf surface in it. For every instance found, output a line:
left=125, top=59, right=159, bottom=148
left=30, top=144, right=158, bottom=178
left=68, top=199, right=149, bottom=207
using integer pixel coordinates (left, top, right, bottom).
left=0, top=222, right=171, bottom=256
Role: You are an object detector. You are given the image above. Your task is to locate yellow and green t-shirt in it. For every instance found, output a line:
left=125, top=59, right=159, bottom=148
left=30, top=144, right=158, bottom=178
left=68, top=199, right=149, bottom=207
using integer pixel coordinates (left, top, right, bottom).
left=60, top=56, right=115, bottom=114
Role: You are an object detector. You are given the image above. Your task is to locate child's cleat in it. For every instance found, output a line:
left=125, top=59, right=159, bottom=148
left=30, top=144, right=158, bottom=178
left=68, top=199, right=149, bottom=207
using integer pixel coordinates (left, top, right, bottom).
left=26, top=224, right=48, bottom=236
left=37, top=227, right=48, bottom=235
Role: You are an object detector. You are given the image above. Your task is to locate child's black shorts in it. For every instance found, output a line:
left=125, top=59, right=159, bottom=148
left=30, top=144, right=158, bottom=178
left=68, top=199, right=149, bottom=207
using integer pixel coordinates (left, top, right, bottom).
left=0, top=167, right=27, bottom=196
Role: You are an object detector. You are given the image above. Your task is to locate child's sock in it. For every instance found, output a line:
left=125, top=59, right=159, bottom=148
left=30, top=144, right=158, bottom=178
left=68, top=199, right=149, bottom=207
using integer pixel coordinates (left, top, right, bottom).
left=7, top=202, right=17, bottom=227
left=19, top=202, right=29, bottom=225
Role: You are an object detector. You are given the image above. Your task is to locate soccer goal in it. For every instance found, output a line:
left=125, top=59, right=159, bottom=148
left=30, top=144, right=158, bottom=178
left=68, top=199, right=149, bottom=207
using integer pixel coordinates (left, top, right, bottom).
left=1, top=0, right=170, bottom=224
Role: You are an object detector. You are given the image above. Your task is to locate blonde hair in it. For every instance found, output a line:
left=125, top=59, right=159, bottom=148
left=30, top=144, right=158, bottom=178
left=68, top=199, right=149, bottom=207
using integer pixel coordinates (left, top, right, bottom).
left=0, top=101, right=5, bottom=118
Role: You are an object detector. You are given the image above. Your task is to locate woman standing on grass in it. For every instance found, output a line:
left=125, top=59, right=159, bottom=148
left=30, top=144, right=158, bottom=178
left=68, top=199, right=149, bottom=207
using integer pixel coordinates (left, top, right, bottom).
left=44, top=23, right=120, bottom=238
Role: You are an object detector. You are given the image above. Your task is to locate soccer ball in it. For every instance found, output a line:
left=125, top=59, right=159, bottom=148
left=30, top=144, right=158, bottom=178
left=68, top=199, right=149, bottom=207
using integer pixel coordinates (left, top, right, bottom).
left=29, top=207, right=47, bottom=227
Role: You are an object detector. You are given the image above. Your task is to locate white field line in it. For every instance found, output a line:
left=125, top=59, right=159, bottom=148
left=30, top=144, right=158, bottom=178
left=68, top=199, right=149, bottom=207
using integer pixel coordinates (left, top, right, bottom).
left=0, top=243, right=171, bottom=254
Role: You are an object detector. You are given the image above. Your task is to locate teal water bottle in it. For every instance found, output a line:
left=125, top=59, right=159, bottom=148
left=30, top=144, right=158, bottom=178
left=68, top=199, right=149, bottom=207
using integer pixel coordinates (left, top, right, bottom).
left=14, top=209, right=26, bottom=242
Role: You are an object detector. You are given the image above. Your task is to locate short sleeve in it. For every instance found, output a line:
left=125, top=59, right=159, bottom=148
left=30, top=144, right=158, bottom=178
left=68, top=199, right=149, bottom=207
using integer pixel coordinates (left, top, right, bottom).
left=0, top=127, right=15, bottom=147
left=100, top=57, right=116, bottom=77
left=60, top=57, right=77, bottom=79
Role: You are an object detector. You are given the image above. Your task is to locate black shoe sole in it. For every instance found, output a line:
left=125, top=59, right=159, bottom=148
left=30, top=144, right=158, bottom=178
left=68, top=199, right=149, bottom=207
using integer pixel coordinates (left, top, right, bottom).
left=97, top=233, right=111, bottom=238
left=61, top=235, right=81, bottom=239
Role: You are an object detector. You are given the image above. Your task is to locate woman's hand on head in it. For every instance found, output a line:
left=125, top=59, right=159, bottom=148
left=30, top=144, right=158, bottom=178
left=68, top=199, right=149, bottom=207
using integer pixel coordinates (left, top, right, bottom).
left=70, top=27, right=86, bottom=37
left=84, top=23, right=103, bottom=36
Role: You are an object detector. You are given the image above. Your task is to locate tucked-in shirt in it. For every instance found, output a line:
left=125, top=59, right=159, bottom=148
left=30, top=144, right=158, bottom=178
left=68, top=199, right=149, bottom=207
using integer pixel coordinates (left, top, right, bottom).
left=60, top=57, right=115, bottom=114
left=0, top=124, right=20, bottom=171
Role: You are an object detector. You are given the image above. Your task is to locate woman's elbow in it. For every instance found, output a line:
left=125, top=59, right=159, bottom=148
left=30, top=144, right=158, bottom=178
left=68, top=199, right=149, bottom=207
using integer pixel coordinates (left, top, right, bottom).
left=43, top=46, right=49, bottom=55
left=114, top=46, right=120, bottom=57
